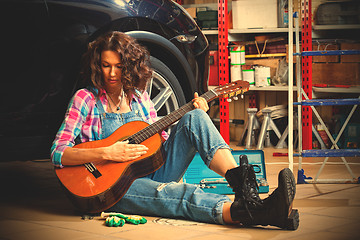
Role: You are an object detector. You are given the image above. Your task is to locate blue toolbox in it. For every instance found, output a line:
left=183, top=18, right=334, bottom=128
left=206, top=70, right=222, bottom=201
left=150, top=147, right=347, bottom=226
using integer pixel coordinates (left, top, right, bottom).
left=183, top=150, right=269, bottom=194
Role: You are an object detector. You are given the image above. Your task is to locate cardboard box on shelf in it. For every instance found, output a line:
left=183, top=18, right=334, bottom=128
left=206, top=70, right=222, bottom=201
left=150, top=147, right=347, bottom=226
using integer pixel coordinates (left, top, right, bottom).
left=312, top=42, right=339, bottom=63
left=245, top=58, right=280, bottom=80
left=232, top=0, right=278, bottom=29
left=312, top=62, right=360, bottom=86
left=185, top=8, right=197, bottom=19
left=341, top=43, right=360, bottom=63
left=247, top=41, right=287, bottom=55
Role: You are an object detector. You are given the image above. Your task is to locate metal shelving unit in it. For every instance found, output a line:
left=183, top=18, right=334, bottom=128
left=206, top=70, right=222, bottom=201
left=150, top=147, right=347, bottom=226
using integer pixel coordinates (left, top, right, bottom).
left=215, top=0, right=296, bottom=146
left=182, top=0, right=359, bottom=182
left=295, top=0, right=360, bottom=184
left=212, top=0, right=297, bottom=157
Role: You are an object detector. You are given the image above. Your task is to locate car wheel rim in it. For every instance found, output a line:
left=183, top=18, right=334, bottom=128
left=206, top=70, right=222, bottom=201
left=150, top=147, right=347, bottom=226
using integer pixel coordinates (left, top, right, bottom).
left=147, top=71, right=180, bottom=118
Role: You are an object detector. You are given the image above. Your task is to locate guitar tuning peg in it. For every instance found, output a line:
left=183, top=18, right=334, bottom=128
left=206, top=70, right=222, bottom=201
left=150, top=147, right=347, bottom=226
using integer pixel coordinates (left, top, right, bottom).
left=241, top=94, right=244, bottom=99
left=233, top=96, right=238, bottom=100
left=227, top=98, right=232, bottom=102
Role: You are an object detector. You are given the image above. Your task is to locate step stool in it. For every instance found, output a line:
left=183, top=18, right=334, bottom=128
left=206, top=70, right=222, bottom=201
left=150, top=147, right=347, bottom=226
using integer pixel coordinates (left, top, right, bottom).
left=238, top=108, right=260, bottom=148
left=257, top=108, right=282, bottom=149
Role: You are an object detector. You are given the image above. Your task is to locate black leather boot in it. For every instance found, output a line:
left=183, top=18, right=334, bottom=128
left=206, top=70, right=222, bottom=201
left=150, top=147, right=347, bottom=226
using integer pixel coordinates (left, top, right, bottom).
left=225, top=155, right=262, bottom=207
left=230, top=168, right=299, bottom=230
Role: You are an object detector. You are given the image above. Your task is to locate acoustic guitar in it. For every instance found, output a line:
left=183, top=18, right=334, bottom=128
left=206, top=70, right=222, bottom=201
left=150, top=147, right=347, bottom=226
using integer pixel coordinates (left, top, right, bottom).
left=55, top=80, right=249, bottom=213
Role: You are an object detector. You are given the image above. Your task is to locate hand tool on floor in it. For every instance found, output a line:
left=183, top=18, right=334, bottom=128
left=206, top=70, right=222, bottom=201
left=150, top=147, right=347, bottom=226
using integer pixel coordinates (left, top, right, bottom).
left=101, top=212, right=147, bottom=227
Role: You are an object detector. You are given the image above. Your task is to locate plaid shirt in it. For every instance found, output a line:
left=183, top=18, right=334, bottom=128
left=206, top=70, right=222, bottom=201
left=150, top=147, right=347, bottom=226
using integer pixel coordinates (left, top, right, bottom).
left=51, top=88, right=168, bottom=167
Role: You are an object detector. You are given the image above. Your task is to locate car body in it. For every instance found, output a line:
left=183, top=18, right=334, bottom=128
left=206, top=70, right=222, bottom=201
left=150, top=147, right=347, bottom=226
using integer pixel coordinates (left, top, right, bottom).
left=0, top=0, right=209, bottom=160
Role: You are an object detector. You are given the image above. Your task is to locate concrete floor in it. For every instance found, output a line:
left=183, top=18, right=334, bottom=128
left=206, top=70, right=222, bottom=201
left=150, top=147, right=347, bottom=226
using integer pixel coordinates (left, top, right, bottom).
left=0, top=145, right=359, bottom=240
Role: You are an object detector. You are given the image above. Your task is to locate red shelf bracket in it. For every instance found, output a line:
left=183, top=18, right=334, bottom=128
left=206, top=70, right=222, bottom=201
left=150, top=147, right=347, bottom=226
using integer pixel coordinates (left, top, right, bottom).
left=218, top=0, right=230, bottom=144
left=301, top=0, right=313, bottom=150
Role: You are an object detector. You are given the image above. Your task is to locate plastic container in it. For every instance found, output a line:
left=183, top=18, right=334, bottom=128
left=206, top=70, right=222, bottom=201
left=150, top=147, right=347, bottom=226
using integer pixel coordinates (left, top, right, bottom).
left=278, top=0, right=288, bottom=28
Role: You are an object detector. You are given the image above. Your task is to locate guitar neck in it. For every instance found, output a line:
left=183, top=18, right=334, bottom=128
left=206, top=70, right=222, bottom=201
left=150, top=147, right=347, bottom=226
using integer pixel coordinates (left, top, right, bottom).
left=129, top=90, right=218, bottom=144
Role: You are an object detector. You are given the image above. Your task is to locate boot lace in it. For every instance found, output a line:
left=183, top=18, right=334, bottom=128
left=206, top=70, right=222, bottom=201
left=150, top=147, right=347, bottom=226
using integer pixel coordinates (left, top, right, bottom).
left=240, top=164, right=263, bottom=219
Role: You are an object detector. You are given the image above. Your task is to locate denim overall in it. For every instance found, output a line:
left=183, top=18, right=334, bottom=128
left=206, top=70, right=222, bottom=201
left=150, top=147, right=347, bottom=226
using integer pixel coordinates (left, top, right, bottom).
left=97, top=98, right=231, bottom=224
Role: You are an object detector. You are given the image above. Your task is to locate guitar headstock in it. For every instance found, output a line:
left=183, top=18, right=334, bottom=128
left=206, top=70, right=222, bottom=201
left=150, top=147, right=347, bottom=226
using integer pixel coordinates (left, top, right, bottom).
left=212, top=80, right=250, bottom=101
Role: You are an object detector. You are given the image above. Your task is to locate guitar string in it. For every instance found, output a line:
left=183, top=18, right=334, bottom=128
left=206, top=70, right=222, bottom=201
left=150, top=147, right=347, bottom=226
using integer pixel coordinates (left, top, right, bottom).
left=135, top=91, right=217, bottom=143
left=139, top=102, right=193, bottom=140
left=131, top=104, right=188, bottom=143
left=130, top=91, right=216, bottom=144
left=123, top=84, right=246, bottom=144
left=130, top=85, right=248, bottom=144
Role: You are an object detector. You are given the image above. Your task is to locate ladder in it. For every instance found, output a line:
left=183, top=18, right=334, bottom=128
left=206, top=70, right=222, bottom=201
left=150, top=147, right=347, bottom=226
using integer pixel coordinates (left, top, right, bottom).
left=295, top=0, right=360, bottom=183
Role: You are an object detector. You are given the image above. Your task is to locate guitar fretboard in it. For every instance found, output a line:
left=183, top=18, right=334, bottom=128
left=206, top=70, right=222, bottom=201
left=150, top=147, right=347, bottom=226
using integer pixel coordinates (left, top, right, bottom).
left=129, top=90, right=217, bottom=144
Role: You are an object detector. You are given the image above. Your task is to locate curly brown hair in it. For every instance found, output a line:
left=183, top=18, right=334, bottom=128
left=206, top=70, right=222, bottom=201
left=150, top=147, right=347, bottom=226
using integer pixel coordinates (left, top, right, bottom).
left=80, top=31, right=152, bottom=100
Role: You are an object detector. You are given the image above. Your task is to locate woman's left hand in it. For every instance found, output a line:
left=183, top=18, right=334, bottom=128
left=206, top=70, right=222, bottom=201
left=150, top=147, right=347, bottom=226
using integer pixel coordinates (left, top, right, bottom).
left=192, top=92, right=209, bottom=112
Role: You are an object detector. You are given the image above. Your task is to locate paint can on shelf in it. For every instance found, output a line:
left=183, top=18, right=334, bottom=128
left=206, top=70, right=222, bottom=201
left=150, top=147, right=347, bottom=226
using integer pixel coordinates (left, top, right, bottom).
left=242, top=69, right=255, bottom=86
left=254, top=66, right=271, bottom=87
left=231, top=65, right=242, bottom=82
left=230, top=45, right=245, bottom=65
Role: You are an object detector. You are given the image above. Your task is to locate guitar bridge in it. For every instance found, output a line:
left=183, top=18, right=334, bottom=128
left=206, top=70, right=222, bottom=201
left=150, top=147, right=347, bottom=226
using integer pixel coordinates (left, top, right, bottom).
left=84, top=163, right=102, bottom=178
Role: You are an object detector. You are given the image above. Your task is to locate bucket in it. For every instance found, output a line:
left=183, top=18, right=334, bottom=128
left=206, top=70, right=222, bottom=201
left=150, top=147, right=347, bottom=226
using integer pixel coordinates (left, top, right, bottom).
left=255, top=66, right=271, bottom=87
left=242, top=69, right=255, bottom=85
left=230, top=45, right=245, bottom=65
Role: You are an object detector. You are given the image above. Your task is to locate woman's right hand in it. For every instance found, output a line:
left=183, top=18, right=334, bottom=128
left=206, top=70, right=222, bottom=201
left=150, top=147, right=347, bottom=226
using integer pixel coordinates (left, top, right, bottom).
left=103, top=140, right=149, bottom=162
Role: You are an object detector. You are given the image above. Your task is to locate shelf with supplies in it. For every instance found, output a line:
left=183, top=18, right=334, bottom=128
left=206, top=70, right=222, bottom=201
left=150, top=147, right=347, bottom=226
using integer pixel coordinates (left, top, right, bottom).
left=245, top=53, right=287, bottom=59
left=313, top=86, right=360, bottom=94
left=202, top=30, right=218, bottom=35
left=313, top=24, right=360, bottom=30
left=249, top=85, right=297, bottom=91
left=229, top=28, right=297, bottom=35
left=203, top=28, right=296, bottom=35
left=203, top=25, right=360, bottom=36
left=208, top=85, right=297, bottom=92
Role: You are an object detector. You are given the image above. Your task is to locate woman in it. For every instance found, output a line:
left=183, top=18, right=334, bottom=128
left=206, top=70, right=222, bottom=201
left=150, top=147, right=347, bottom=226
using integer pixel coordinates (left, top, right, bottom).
left=51, top=31, right=299, bottom=230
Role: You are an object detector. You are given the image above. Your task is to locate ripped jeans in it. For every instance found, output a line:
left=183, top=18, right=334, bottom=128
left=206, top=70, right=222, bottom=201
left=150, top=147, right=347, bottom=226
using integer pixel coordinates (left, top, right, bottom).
left=108, top=109, right=232, bottom=224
